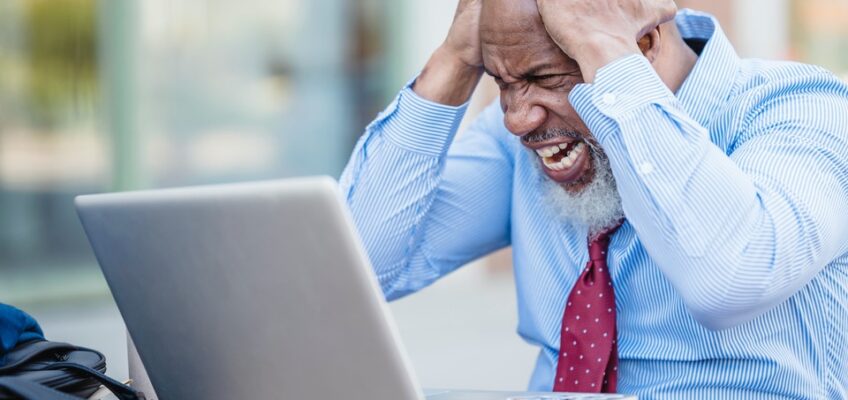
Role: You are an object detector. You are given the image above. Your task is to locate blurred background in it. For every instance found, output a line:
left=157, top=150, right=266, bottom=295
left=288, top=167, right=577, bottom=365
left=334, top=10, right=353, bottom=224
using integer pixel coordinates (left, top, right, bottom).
left=1, top=0, right=846, bottom=391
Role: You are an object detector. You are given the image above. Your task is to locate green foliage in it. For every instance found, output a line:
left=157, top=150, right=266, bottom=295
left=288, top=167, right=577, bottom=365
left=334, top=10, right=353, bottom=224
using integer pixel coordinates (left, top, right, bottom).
left=23, top=0, right=98, bottom=129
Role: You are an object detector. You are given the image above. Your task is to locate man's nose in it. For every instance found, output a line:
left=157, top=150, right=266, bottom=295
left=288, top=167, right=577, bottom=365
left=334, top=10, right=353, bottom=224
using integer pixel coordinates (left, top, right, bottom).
left=503, top=99, right=546, bottom=137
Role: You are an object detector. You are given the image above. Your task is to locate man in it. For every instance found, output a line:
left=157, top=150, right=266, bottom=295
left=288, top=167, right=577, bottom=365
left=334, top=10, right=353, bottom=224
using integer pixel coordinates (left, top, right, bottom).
left=340, top=0, right=848, bottom=398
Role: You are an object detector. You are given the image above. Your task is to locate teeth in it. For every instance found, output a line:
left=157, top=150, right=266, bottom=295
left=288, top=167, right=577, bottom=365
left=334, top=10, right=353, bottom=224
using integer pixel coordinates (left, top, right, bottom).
left=538, top=141, right=589, bottom=172
left=535, top=144, right=562, bottom=158
left=567, top=143, right=584, bottom=161
left=573, top=142, right=585, bottom=155
left=543, top=157, right=562, bottom=170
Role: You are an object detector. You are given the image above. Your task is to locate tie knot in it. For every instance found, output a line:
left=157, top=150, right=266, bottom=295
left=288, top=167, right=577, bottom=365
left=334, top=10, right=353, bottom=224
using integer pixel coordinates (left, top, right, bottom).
left=588, top=236, right=611, bottom=261
left=588, top=221, right=623, bottom=262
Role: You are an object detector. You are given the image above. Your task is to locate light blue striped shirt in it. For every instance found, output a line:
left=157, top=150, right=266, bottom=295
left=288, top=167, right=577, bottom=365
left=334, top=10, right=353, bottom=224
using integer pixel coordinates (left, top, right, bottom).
left=340, top=10, right=848, bottom=399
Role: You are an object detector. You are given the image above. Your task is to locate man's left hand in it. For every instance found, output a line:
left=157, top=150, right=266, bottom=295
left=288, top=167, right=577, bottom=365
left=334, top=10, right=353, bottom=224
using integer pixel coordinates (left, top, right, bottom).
left=536, top=0, right=677, bottom=83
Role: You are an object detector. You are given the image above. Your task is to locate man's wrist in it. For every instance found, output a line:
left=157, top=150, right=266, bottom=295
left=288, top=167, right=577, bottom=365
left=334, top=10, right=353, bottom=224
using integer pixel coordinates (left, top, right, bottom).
left=572, top=34, right=641, bottom=83
left=412, top=45, right=482, bottom=107
left=569, top=54, right=674, bottom=144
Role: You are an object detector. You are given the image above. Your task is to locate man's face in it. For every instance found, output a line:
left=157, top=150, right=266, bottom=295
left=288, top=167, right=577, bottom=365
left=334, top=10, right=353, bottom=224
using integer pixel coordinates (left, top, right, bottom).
left=480, top=0, right=625, bottom=232
left=480, top=0, right=599, bottom=193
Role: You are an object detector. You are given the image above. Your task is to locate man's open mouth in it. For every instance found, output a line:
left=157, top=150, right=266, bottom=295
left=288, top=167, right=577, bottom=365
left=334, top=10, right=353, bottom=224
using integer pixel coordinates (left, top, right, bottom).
left=537, top=141, right=585, bottom=170
left=533, top=140, right=591, bottom=183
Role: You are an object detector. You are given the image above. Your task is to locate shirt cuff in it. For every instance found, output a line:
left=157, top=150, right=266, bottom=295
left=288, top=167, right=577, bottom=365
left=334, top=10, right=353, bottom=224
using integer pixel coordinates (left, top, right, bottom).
left=380, top=78, right=470, bottom=157
left=569, top=54, right=675, bottom=144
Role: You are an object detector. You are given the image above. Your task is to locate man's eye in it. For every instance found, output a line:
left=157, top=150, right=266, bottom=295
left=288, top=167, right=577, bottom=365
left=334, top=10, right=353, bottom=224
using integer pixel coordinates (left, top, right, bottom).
left=532, top=75, right=567, bottom=88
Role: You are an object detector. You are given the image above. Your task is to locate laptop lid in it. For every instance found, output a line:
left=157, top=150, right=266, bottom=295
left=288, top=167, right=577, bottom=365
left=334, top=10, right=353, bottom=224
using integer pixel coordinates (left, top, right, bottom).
left=76, top=176, right=423, bottom=399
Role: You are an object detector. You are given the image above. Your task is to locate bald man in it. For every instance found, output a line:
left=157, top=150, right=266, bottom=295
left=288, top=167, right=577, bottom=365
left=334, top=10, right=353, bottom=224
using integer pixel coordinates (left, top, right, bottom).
left=340, top=0, right=848, bottom=398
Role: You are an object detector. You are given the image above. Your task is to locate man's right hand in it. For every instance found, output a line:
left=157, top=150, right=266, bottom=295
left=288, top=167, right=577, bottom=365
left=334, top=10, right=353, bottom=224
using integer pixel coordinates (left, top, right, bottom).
left=412, top=0, right=483, bottom=106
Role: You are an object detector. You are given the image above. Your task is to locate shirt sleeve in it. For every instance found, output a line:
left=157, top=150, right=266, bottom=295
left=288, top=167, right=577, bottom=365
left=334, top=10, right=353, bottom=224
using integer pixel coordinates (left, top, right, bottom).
left=340, top=80, right=513, bottom=300
left=569, top=55, right=848, bottom=330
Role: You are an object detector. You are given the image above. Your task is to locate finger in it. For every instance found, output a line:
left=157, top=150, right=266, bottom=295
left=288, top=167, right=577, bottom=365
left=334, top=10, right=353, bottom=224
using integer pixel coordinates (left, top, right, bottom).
left=638, top=0, right=678, bottom=38
left=655, top=0, right=678, bottom=24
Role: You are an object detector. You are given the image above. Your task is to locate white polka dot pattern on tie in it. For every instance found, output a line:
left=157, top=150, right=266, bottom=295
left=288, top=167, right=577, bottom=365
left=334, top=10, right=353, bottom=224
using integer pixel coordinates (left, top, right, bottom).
left=553, top=224, right=621, bottom=394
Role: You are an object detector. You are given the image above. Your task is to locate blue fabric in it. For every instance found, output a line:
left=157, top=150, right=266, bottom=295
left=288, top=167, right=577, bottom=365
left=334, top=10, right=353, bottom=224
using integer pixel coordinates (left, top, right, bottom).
left=341, top=9, right=848, bottom=400
left=0, top=304, right=44, bottom=357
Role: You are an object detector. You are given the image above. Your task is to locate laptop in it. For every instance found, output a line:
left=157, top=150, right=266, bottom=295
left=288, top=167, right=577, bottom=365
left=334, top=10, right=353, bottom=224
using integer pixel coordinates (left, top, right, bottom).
left=76, top=176, right=636, bottom=400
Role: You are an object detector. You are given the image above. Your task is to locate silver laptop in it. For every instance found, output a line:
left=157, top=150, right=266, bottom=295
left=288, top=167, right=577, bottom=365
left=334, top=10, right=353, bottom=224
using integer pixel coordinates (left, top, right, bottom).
left=76, top=176, right=635, bottom=400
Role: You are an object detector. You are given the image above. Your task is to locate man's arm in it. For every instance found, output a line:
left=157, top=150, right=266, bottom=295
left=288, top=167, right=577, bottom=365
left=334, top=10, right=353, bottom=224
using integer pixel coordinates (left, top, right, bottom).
left=413, top=0, right=484, bottom=106
left=340, top=94, right=513, bottom=300
left=538, top=0, right=848, bottom=330
left=413, top=47, right=481, bottom=106
left=568, top=56, right=848, bottom=330
left=339, top=0, right=513, bottom=300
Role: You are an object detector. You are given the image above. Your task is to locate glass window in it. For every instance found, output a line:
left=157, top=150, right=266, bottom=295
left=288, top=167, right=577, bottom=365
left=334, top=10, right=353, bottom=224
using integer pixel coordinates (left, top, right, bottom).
left=0, top=0, right=389, bottom=302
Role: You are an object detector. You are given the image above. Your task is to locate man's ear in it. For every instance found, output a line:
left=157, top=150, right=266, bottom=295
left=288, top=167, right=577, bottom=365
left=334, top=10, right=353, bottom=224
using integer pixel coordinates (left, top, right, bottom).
left=637, top=28, right=661, bottom=63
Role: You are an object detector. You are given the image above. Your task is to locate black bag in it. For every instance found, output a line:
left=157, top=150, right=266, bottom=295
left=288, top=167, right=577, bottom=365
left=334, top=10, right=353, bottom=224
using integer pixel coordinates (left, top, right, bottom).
left=0, top=340, right=144, bottom=400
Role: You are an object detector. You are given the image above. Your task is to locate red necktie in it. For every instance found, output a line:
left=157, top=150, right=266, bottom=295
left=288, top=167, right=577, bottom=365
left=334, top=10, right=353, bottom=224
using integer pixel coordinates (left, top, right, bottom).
left=553, top=223, right=622, bottom=393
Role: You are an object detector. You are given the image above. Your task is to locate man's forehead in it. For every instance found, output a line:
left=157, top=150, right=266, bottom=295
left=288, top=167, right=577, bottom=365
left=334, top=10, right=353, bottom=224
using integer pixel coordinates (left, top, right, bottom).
left=480, top=0, right=578, bottom=78
left=479, top=0, right=569, bottom=62
left=480, top=0, right=545, bottom=38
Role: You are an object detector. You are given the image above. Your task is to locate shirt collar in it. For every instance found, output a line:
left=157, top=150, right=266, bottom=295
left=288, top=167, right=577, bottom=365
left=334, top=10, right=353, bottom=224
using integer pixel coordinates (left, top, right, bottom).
left=674, top=9, right=741, bottom=128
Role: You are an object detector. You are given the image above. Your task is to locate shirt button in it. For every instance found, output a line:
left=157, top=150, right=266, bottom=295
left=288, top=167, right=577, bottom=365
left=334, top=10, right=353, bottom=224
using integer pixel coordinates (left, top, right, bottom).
left=638, top=162, right=654, bottom=175
left=601, top=93, right=617, bottom=105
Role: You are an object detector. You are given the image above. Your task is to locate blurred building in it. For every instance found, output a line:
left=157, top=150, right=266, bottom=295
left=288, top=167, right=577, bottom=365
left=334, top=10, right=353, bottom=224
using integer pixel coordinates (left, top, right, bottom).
left=0, top=0, right=394, bottom=301
left=2, top=0, right=847, bottom=302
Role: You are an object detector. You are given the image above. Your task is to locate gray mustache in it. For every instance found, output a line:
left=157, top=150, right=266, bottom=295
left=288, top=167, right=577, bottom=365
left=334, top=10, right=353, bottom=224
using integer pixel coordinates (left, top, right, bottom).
left=523, top=128, right=582, bottom=144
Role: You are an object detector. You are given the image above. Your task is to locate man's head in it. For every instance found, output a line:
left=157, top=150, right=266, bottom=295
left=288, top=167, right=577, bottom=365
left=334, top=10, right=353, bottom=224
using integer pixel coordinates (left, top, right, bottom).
left=479, top=0, right=691, bottom=231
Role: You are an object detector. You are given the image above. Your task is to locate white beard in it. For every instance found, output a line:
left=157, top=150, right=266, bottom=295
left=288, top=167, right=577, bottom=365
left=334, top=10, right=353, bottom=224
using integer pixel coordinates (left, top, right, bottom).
left=531, top=146, right=625, bottom=236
